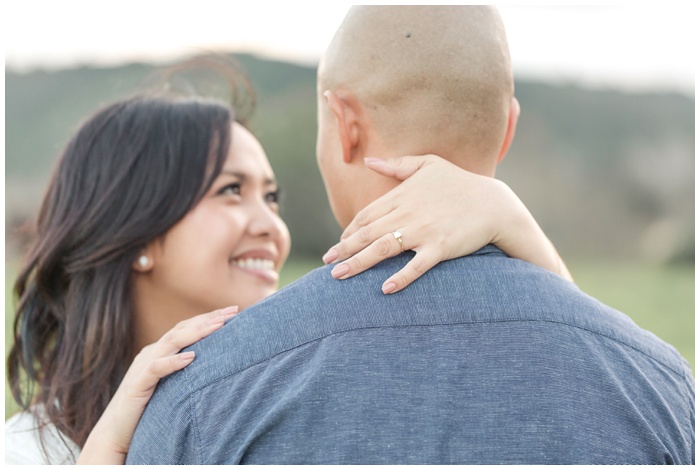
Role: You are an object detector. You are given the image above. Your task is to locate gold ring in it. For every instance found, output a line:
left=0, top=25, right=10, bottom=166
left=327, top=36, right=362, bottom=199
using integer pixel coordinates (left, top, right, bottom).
left=392, top=230, right=405, bottom=252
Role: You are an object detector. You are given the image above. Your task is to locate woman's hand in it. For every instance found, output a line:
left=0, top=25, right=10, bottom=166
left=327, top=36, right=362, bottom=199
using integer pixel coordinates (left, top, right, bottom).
left=322, top=155, right=572, bottom=294
left=76, top=306, right=238, bottom=465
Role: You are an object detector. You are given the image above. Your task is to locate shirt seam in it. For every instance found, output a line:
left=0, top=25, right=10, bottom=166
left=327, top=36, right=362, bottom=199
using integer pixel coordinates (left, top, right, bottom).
left=184, top=360, right=204, bottom=465
left=185, top=317, right=688, bottom=394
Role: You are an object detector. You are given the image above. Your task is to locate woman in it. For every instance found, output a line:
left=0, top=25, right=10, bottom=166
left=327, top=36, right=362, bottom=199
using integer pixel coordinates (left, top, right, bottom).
left=6, top=88, right=571, bottom=464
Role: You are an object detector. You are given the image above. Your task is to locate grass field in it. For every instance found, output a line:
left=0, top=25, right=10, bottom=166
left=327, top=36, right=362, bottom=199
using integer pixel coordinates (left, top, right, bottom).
left=568, top=259, right=694, bottom=373
left=5, top=257, right=694, bottom=418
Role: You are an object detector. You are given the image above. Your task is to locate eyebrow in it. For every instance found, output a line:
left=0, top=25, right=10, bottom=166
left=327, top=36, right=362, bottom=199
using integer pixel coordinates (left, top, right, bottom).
left=220, top=170, right=277, bottom=186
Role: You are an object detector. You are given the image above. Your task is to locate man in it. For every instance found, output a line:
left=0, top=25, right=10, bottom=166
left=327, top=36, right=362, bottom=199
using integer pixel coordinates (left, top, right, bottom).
left=127, top=6, right=694, bottom=464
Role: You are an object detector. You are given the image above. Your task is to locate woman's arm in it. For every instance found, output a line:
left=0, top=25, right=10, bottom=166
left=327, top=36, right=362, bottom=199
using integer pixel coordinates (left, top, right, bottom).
left=76, top=306, right=238, bottom=465
left=322, top=155, right=572, bottom=294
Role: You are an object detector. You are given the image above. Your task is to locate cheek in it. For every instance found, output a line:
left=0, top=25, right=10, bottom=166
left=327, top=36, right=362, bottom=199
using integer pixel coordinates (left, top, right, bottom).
left=164, top=205, right=244, bottom=264
left=277, top=219, right=292, bottom=265
left=200, top=210, right=246, bottom=258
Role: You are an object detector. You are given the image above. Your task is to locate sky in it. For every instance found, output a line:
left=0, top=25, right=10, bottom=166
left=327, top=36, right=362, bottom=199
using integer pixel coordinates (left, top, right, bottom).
left=2, top=1, right=697, bottom=96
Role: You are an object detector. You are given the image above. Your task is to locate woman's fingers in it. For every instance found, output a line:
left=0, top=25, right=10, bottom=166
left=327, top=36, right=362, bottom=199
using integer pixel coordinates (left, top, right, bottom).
left=151, top=306, right=238, bottom=356
left=338, top=193, right=397, bottom=242
left=125, top=352, right=197, bottom=400
left=144, top=352, right=196, bottom=381
left=380, top=249, right=441, bottom=295
left=330, top=230, right=407, bottom=279
left=327, top=209, right=402, bottom=264
left=124, top=306, right=238, bottom=396
left=329, top=230, right=443, bottom=295
left=325, top=155, right=445, bottom=265
left=326, top=154, right=509, bottom=295
left=119, top=305, right=239, bottom=405
left=364, top=155, right=435, bottom=181
left=338, top=156, right=439, bottom=242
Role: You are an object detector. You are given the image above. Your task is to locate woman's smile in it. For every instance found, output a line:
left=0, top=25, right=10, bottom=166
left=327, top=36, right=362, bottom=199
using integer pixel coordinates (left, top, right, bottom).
left=230, top=249, right=280, bottom=283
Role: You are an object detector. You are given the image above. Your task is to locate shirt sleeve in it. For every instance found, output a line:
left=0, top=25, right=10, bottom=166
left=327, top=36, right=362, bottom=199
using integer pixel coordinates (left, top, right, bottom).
left=125, top=372, right=200, bottom=464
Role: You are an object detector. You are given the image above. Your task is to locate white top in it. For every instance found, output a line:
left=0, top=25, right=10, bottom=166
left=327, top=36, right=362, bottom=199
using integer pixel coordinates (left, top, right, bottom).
left=5, top=407, right=81, bottom=464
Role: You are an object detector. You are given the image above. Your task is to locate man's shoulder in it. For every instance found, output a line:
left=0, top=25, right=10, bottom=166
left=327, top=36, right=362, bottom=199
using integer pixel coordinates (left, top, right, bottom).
left=172, top=262, right=348, bottom=388
left=135, top=248, right=693, bottom=464
left=166, top=250, right=492, bottom=390
left=169, top=246, right=688, bottom=392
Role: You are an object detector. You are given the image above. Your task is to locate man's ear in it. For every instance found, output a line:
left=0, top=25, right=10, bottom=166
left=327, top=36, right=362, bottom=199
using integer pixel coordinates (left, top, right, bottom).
left=324, top=90, right=361, bottom=164
left=497, top=96, right=520, bottom=163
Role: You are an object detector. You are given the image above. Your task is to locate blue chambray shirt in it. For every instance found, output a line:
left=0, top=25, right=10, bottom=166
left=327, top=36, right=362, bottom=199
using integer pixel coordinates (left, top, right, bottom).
left=126, top=246, right=694, bottom=464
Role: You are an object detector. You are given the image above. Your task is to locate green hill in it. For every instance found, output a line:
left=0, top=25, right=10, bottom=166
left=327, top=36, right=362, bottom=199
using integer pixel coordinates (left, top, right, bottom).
left=5, top=53, right=694, bottom=262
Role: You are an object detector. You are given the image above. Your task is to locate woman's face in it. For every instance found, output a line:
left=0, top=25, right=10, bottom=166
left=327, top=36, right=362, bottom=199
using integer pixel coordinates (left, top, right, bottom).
left=139, top=122, right=291, bottom=324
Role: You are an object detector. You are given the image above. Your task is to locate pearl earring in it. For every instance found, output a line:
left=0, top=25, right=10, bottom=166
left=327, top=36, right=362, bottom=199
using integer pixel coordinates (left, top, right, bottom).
left=138, top=255, right=149, bottom=268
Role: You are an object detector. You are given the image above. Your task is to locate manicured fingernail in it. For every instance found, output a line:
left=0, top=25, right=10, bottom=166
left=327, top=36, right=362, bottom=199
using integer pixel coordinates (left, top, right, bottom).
left=209, top=306, right=238, bottom=325
left=382, top=282, right=397, bottom=294
left=364, top=157, right=382, bottom=165
left=322, top=248, right=338, bottom=264
left=220, top=306, right=239, bottom=316
left=180, top=351, right=195, bottom=361
left=331, top=263, right=350, bottom=278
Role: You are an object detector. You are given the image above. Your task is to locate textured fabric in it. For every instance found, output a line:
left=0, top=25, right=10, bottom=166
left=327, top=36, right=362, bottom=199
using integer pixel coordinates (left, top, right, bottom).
left=127, top=246, right=694, bottom=464
left=5, top=406, right=81, bottom=464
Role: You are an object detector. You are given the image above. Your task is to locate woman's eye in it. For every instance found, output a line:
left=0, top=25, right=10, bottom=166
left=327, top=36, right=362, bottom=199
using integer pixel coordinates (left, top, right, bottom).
left=265, top=190, right=280, bottom=205
left=218, top=183, right=241, bottom=196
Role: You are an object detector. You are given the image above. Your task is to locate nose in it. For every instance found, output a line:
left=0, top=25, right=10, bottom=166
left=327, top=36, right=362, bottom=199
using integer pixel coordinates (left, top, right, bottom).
left=246, top=197, right=288, bottom=242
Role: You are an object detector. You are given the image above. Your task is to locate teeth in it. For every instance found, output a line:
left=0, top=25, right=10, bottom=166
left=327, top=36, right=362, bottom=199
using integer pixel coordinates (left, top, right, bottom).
left=234, top=258, right=275, bottom=271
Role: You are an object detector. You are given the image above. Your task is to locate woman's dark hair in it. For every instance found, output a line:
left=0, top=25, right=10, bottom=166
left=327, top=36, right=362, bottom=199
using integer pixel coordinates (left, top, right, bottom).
left=7, top=92, right=240, bottom=452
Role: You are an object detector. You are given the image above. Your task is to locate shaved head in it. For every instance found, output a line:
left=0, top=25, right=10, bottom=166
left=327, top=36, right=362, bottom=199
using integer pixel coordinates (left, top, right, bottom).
left=318, top=6, right=514, bottom=171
